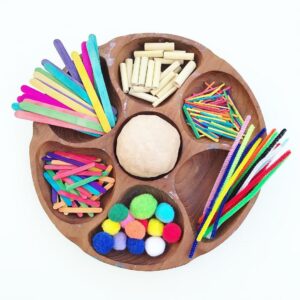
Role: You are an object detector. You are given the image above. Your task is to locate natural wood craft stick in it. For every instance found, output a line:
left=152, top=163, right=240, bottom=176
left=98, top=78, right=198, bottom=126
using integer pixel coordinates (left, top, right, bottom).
left=129, top=90, right=158, bottom=103
left=164, top=51, right=194, bottom=61
left=152, top=59, right=161, bottom=88
left=125, top=58, right=133, bottom=87
left=138, top=57, right=149, bottom=86
left=174, top=61, right=196, bottom=87
left=144, top=42, right=175, bottom=51
left=134, top=50, right=164, bottom=58
left=145, top=59, right=154, bottom=88
left=160, top=61, right=181, bottom=81
left=120, top=63, right=129, bottom=93
left=131, top=57, right=141, bottom=86
left=58, top=207, right=103, bottom=213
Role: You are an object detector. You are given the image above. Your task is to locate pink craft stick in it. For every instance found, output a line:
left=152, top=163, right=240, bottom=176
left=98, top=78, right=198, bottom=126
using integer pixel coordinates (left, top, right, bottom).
left=54, top=151, right=106, bottom=170
left=53, top=151, right=98, bottom=162
left=58, top=191, right=100, bottom=207
left=75, top=171, right=103, bottom=176
left=44, top=165, right=76, bottom=170
left=81, top=42, right=94, bottom=85
left=53, top=162, right=96, bottom=180
left=15, top=110, right=101, bottom=135
left=72, top=201, right=83, bottom=218
left=62, top=177, right=92, bottom=198
left=19, top=85, right=70, bottom=109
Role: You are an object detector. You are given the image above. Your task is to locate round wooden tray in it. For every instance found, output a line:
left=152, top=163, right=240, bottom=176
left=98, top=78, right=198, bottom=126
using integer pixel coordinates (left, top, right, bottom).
left=29, top=33, right=265, bottom=271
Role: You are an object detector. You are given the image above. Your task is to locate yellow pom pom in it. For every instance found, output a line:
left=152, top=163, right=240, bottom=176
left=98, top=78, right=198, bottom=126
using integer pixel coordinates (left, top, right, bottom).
left=102, top=219, right=121, bottom=235
left=147, top=218, right=164, bottom=237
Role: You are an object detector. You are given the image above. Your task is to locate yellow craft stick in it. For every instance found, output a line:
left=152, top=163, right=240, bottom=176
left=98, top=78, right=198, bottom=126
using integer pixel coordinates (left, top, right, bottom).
left=227, top=94, right=244, bottom=123
left=71, top=51, right=111, bottom=133
left=30, top=78, right=96, bottom=117
left=196, top=125, right=256, bottom=242
left=33, top=71, right=95, bottom=112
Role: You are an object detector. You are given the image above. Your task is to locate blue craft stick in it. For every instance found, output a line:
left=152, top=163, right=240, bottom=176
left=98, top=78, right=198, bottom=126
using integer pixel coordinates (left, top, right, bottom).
left=53, top=39, right=81, bottom=83
left=43, top=171, right=72, bottom=206
left=42, top=59, right=92, bottom=105
left=87, top=34, right=115, bottom=127
left=11, top=103, right=20, bottom=111
left=69, top=175, right=100, bottom=195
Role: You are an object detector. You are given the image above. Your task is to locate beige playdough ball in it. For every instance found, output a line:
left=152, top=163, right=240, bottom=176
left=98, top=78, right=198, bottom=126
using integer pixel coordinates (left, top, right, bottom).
left=116, top=115, right=181, bottom=178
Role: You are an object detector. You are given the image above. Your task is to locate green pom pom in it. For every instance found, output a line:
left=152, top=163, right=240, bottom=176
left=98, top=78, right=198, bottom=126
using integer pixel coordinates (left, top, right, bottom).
left=108, top=203, right=129, bottom=222
left=130, top=194, right=158, bottom=220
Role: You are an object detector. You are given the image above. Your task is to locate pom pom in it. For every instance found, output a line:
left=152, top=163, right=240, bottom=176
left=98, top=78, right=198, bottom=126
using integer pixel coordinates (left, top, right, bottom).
left=113, top=232, right=127, bottom=251
left=127, top=238, right=145, bottom=255
left=155, top=202, right=175, bottom=223
left=137, top=219, right=149, bottom=230
left=125, top=220, right=146, bottom=239
left=130, top=193, right=157, bottom=219
left=147, top=218, right=164, bottom=237
left=162, top=223, right=182, bottom=243
left=120, top=213, right=134, bottom=228
left=92, top=232, right=113, bottom=255
left=108, top=203, right=129, bottom=222
left=145, top=237, right=166, bottom=257
left=102, top=219, right=121, bottom=235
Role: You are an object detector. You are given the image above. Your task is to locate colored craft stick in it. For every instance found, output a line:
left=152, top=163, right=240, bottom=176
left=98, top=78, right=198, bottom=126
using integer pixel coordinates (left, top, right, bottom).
left=19, top=85, right=70, bottom=109
left=74, top=171, right=103, bottom=176
left=62, top=177, right=92, bottom=198
left=58, top=207, right=103, bottom=213
left=44, top=165, right=76, bottom=170
left=53, top=39, right=81, bottom=82
left=30, top=78, right=96, bottom=117
left=53, top=162, right=96, bottom=180
left=35, top=67, right=62, bottom=86
left=42, top=59, right=92, bottom=105
left=15, top=110, right=100, bottom=135
left=66, top=176, right=101, bottom=191
left=58, top=191, right=100, bottom=207
left=19, top=101, right=102, bottom=132
left=87, top=34, right=115, bottom=127
left=81, top=42, right=94, bottom=85
left=183, top=106, right=200, bottom=138
left=71, top=201, right=83, bottom=218
left=69, top=175, right=100, bottom=195
left=77, top=175, right=107, bottom=194
left=71, top=51, right=111, bottom=133
left=51, top=188, right=58, bottom=204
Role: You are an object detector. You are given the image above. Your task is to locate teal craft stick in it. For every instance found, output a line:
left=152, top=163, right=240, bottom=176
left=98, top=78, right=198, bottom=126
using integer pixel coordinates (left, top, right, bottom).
left=66, top=175, right=100, bottom=191
left=69, top=175, right=100, bottom=195
left=87, top=34, right=115, bottom=127
left=42, top=59, right=92, bottom=105
left=11, top=103, right=20, bottom=111
left=194, top=123, right=219, bottom=139
left=44, top=171, right=72, bottom=206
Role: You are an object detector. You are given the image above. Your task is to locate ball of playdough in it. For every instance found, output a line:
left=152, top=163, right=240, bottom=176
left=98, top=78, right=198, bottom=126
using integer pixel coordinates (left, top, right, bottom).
left=108, top=203, right=129, bottom=222
left=130, top=194, right=157, bottom=219
left=125, top=220, right=146, bottom=239
left=147, top=218, right=164, bottom=237
left=102, top=219, right=121, bottom=235
left=155, top=202, right=175, bottom=223
left=127, top=238, right=145, bottom=255
left=120, top=213, right=134, bottom=228
left=116, top=115, right=181, bottom=178
left=92, top=232, right=114, bottom=255
left=145, top=237, right=166, bottom=257
left=162, top=223, right=182, bottom=243
left=113, top=232, right=127, bottom=251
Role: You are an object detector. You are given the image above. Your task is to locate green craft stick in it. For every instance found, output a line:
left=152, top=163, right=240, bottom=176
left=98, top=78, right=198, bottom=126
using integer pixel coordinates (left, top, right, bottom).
left=19, top=101, right=102, bottom=132
left=210, top=122, right=238, bottom=135
left=183, top=106, right=201, bottom=138
left=35, top=68, right=62, bottom=86
left=66, top=176, right=101, bottom=191
left=204, top=164, right=282, bottom=238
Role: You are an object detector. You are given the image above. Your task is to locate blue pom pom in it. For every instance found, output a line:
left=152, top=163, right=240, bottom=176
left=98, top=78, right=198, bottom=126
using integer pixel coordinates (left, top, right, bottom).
left=127, top=238, right=145, bottom=255
left=155, top=202, right=175, bottom=223
left=92, top=232, right=114, bottom=255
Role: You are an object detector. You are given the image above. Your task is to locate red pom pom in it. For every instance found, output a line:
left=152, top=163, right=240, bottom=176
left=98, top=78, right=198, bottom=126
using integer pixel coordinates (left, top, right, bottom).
left=138, top=219, right=149, bottom=230
left=162, top=223, right=182, bottom=243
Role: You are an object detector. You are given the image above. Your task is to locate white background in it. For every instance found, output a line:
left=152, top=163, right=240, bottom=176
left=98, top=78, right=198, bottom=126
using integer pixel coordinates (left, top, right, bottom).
left=1, top=0, right=299, bottom=299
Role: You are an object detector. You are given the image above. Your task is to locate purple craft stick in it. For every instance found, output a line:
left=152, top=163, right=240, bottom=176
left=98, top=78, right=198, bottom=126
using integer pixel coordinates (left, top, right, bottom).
left=19, top=85, right=70, bottom=109
left=51, top=188, right=58, bottom=204
left=53, top=39, right=81, bottom=82
left=203, top=115, right=251, bottom=213
left=46, top=152, right=85, bottom=167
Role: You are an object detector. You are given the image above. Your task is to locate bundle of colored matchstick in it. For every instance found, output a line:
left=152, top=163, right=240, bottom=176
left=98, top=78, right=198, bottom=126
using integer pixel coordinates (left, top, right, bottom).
left=12, top=34, right=117, bottom=137
left=43, top=151, right=115, bottom=217
left=120, top=42, right=196, bottom=107
left=183, top=82, right=244, bottom=142
left=189, top=116, right=291, bottom=258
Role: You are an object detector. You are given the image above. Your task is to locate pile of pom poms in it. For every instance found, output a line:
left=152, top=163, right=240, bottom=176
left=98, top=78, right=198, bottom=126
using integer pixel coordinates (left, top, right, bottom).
left=92, top=193, right=182, bottom=257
